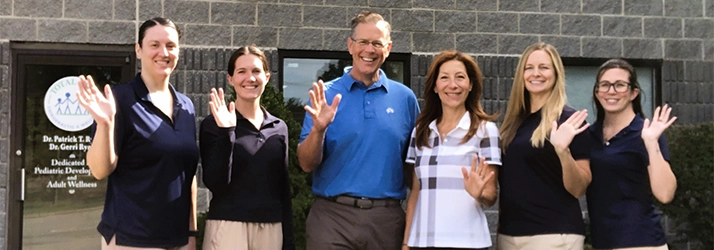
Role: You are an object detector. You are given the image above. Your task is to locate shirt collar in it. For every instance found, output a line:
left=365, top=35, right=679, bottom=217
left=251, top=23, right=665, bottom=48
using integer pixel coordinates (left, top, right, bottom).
left=590, top=115, right=645, bottom=136
left=427, top=111, right=471, bottom=133
left=341, top=66, right=390, bottom=92
left=130, top=73, right=183, bottom=107
left=236, top=106, right=280, bottom=127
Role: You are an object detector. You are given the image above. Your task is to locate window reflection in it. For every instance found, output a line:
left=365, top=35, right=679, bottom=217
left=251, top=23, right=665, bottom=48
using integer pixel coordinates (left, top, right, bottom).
left=282, top=57, right=406, bottom=124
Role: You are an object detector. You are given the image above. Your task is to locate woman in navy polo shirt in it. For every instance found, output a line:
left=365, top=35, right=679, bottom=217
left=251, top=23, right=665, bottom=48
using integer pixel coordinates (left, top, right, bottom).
left=402, top=50, right=501, bottom=250
left=199, top=46, right=294, bottom=250
left=587, top=59, right=677, bottom=250
left=498, top=42, right=592, bottom=249
left=77, top=17, right=199, bottom=249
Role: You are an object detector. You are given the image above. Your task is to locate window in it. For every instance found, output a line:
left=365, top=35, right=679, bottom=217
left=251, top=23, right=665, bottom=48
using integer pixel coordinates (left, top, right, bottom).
left=562, top=59, right=660, bottom=123
left=279, top=50, right=410, bottom=124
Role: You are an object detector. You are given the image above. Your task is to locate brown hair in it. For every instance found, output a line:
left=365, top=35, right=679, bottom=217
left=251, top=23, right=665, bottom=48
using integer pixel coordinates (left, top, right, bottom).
left=415, top=50, right=496, bottom=149
left=592, top=58, right=644, bottom=123
left=350, top=11, right=391, bottom=41
left=227, top=45, right=270, bottom=76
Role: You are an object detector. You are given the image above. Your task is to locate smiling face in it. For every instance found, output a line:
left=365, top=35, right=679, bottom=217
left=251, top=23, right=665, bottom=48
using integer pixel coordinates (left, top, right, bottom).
left=347, top=21, right=392, bottom=84
left=228, top=54, right=270, bottom=103
left=135, top=25, right=180, bottom=79
left=596, top=68, right=639, bottom=115
left=523, top=50, right=556, bottom=98
left=435, top=60, right=471, bottom=111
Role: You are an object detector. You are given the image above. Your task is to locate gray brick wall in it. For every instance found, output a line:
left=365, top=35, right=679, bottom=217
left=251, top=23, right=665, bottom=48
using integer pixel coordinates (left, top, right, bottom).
left=0, top=0, right=710, bottom=62
left=0, top=41, right=9, bottom=250
left=663, top=61, right=714, bottom=124
left=0, top=0, right=713, bottom=249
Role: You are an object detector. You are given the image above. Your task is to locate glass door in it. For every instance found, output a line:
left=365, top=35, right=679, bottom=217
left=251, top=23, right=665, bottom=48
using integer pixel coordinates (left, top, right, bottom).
left=10, top=48, right=134, bottom=250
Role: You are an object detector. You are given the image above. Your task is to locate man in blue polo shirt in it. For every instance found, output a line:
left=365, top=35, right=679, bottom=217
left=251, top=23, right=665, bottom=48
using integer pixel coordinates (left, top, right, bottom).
left=297, top=11, right=420, bottom=250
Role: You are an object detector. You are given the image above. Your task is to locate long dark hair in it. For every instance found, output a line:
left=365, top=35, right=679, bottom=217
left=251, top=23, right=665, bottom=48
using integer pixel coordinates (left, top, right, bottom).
left=138, top=17, right=181, bottom=47
left=592, top=58, right=644, bottom=123
left=414, top=50, right=496, bottom=149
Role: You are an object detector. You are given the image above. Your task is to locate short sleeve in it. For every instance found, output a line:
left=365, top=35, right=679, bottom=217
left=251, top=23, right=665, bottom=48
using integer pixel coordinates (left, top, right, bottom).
left=479, top=121, right=502, bottom=166
left=299, top=110, right=313, bottom=143
left=562, top=109, right=591, bottom=160
left=658, top=134, right=670, bottom=162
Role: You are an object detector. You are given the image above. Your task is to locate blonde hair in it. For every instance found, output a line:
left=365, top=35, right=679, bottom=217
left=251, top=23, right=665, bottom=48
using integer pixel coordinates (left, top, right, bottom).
left=500, top=42, right=567, bottom=152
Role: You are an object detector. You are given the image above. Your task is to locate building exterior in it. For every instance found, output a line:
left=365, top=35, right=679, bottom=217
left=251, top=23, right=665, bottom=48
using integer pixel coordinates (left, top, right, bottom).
left=0, top=0, right=712, bottom=249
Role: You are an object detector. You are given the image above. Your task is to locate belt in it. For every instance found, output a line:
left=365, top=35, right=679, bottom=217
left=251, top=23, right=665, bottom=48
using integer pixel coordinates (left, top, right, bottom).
left=322, top=195, right=401, bottom=209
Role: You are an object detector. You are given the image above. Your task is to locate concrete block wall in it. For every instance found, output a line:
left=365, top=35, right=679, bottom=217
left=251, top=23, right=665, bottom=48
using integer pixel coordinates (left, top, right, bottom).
left=0, top=0, right=711, bottom=60
left=662, top=61, right=714, bottom=124
left=0, top=41, right=9, bottom=249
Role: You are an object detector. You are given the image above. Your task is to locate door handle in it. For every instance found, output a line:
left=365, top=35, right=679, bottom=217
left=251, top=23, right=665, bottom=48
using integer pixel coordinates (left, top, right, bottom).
left=20, top=169, right=25, bottom=201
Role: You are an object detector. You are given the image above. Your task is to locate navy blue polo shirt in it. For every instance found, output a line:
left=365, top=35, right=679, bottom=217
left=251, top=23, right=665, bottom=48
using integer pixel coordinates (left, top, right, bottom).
left=587, top=116, right=669, bottom=248
left=199, top=108, right=294, bottom=249
left=299, top=67, right=420, bottom=199
left=498, top=106, right=590, bottom=236
left=96, top=73, right=199, bottom=248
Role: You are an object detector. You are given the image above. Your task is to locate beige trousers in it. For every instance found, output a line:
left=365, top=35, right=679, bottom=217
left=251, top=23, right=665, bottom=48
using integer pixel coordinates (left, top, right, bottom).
left=101, top=235, right=191, bottom=250
left=498, top=234, right=585, bottom=250
left=597, top=244, right=669, bottom=250
left=202, top=220, right=282, bottom=250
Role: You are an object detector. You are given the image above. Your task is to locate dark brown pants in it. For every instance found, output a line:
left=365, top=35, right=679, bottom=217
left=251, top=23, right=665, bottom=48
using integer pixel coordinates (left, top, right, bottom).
left=306, top=197, right=405, bottom=250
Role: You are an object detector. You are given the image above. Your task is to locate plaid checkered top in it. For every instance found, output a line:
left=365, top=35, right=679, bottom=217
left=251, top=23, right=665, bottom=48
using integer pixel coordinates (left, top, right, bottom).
left=405, top=112, right=501, bottom=248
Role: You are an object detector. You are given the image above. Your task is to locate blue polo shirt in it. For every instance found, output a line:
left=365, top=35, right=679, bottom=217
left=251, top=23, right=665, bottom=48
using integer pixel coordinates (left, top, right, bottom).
left=587, top=116, right=669, bottom=249
left=498, top=106, right=590, bottom=236
left=299, top=67, right=420, bottom=199
left=96, top=73, right=199, bottom=248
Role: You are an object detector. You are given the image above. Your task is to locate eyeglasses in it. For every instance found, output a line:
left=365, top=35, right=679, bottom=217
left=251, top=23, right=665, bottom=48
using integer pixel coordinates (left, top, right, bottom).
left=350, top=37, right=386, bottom=49
left=595, top=81, right=631, bottom=93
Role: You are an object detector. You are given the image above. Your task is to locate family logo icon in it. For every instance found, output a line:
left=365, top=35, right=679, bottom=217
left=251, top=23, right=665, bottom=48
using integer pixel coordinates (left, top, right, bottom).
left=44, top=76, right=94, bottom=132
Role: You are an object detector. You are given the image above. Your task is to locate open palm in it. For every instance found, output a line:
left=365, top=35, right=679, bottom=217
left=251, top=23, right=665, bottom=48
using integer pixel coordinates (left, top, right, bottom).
left=550, top=110, right=589, bottom=152
left=642, top=105, right=676, bottom=141
left=208, top=88, right=236, bottom=128
left=462, top=156, right=494, bottom=200
left=304, top=80, right=341, bottom=131
left=76, top=75, right=116, bottom=124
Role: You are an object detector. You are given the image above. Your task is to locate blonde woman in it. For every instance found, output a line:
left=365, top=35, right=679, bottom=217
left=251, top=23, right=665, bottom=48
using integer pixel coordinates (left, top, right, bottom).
left=498, top=43, right=591, bottom=249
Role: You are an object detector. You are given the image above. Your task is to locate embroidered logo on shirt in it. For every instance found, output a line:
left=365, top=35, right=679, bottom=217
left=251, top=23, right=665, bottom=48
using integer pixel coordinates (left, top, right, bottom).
left=386, top=107, right=394, bottom=114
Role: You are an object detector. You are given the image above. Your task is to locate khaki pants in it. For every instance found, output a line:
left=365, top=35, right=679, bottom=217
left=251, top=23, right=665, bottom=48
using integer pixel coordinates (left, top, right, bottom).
left=101, top=235, right=191, bottom=250
left=597, top=244, right=668, bottom=250
left=498, top=234, right=585, bottom=250
left=202, top=220, right=282, bottom=250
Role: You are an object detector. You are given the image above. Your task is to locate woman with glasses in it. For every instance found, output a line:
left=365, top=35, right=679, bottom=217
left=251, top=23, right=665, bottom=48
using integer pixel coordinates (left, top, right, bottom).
left=586, top=59, right=676, bottom=250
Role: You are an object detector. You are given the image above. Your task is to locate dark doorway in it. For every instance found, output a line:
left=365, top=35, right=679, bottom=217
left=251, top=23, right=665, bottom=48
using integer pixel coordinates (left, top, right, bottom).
left=9, top=44, right=135, bottom=250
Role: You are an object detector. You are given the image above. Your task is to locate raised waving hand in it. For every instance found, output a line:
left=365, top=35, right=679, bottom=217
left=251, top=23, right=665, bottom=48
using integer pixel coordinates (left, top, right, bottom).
left=76, top=75, right=116, bottom=125
left=304, top=80, right=342, bottom=132
left=208, top=88, right=236, bottom=128
left=462, top=156, right=495, bottom=200
left=642, top=104, right=676, bottom=141
left=549, top=110, right=590, bottom=153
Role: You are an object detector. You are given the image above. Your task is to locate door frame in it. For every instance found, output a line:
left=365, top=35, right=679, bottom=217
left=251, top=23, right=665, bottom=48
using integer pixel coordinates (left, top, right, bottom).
left=8, top=43, right=135, bottom=250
